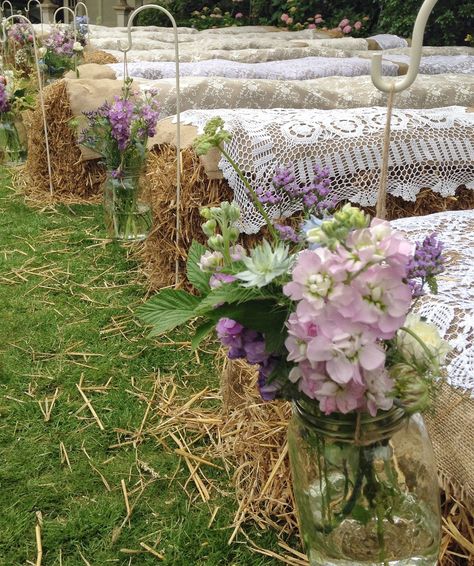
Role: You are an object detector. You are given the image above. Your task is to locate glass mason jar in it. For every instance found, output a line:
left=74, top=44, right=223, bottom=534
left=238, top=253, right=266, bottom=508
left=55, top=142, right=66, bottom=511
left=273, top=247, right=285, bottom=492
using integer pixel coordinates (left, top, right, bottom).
left=288, top=401, right=441, bottom=566
left=0, top=113, right=27, bottom=166
left=103, top=170, right=153, bottom=241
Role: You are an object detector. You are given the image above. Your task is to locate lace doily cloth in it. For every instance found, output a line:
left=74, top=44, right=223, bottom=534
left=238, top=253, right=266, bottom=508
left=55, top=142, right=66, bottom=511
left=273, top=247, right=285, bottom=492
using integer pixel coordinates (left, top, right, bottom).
left=144, top=74, right=474, bottom=120
left=385, top=54, right=474, bottom=75
left=391, top=210, right=474, bottom=396
left=368, top=34, right=408, bottom=50
left=177, top=106, right=474, bottom=233
left=111, top=57, right=398, bottom=81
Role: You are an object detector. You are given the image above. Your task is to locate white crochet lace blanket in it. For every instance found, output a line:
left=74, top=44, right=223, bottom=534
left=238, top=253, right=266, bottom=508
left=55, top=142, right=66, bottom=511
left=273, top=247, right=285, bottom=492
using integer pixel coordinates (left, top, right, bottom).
left=111, top=57, right=398, bottom=80
left=386, top=54, right=474, bottom=75
left=391, top=210, right=474, bottom=395
left=368, top=34, right=408, bottom=50
left=178, top=106, right=474, bottom=233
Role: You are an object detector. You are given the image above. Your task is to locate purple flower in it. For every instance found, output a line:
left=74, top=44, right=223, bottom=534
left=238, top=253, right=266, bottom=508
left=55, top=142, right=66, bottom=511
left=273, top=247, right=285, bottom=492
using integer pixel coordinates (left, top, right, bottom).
left=406, top=233, right=445, bottom=295
left=275, top=224, right=299, bottom=243
left=209, top=273, right=237, bottom=288
left=258, top=357, right=281, bottom=401
left=108, top=97, right=134, bottom=151
left=0, top=80, right=10, bottom=113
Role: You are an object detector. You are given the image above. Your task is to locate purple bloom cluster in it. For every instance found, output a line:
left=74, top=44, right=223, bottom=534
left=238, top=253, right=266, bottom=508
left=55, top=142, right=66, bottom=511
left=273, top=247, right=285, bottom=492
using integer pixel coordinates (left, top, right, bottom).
left=275, top=223, right=299, bottom=243
left=8, top=23, right=33, bottom=47
left=0, top=78, right=11, bottom=113
left=406, top=233, right=445, bottom=297
left=109, top=98, right=134, bottom=152
left=216, top=317, right=281, bottom=400
left=80, top=90, right=160, bottom=163
left=44, top=29, right=75, bottom=56
left=255, top=164, right=335, bottom=213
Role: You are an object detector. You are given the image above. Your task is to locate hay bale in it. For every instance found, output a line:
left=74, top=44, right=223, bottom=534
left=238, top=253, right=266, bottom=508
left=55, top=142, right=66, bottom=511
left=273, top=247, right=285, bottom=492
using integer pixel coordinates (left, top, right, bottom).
left=139, top=146, right=232, bottom=290
left=22, top=80, right=105, bottom=201
left=83, top=50, right=118, bottom=65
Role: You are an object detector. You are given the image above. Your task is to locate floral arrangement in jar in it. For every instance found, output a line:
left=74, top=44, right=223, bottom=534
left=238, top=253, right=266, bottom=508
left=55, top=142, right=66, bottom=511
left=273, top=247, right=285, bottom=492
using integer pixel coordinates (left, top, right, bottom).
left=39, top=27, right=85, bottom=81
left=4, top=22, right=36, bottom=73
left=138, top=118, right=447, bottom=566
left=0, top=70, right=34, bottom=165
left=78, top=80, right=160, bottom=241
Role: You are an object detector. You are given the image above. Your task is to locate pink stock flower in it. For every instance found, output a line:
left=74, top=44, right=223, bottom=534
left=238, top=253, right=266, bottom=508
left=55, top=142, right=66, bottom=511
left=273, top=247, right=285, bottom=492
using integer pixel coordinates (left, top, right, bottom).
left=351, top=265, right=412, bottom=338
left=285, top=313, right=320, bottom=363
left=342, top=25, right=352, bottom=34
left=283, top=248, right=349, bottom=313
left=363, top=368, right=394, bottom=416
left=339, top=18, right=350, bottom=28
left=354, top=21, right=362, bottom=30
left=235, top=12, right=243, bottom=19
left=305, top=321, right=385, bottom=384
left=315, top=378, right=366, bottom=414
left=281, top=13, right=289, bottom=22
left=307, top=23, right=316, bottom=29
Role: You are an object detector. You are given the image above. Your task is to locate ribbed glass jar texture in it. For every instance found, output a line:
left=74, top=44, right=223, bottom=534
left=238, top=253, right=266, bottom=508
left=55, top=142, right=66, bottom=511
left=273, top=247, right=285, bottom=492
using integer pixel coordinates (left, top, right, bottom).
left=103, top=171, right=152, bottom=241
left=0, top=114, right=26, bottom=166
left=288, top=401, right=441, bottom=566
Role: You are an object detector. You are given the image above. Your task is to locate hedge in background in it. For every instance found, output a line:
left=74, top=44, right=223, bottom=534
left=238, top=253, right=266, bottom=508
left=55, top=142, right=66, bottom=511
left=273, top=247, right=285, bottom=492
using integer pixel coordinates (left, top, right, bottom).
left=137, top=0, right=473, bottom=46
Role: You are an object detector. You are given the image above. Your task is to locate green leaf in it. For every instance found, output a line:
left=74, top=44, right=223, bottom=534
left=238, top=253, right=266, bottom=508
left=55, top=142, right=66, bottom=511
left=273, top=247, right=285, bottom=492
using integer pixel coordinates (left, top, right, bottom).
left=351, top=505, right=372, bottom=525
left=426, top=275, right=438, bottom=295
left=136, top=289, right=201, bottom=336
left=194, top=283, right=274, bottom=315
left=186, top=240, right=211, bottom=294
left=214, top=300, right=288, bottom=354
left=191, top=320, right=215, bottom=350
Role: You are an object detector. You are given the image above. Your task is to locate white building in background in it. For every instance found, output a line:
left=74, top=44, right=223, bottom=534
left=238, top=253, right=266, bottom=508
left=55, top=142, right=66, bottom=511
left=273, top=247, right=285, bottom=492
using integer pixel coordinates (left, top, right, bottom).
left=40, top=0, right=148, bottom=27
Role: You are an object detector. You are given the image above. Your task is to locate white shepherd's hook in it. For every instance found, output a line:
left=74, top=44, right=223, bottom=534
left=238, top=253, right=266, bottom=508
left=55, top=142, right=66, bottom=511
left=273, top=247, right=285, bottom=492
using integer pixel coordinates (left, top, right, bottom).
left=53, top=6, right=79, bottom=72
left=119, top=4, right=182, bottom=286
left=370, top=0, right=438, bottom=219
left=26, top=0, right=43, bottom=38
left=74, top=2, right=89, bottom=42
left=1, top=1, right=13, bottom=18
left=371, top=0, right=438, bottom=93
left=0, top=14, right=54, bottom=196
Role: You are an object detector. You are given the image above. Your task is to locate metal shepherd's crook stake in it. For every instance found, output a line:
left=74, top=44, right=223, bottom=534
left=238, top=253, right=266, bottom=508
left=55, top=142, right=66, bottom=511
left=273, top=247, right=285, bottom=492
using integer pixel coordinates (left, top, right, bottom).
left=74, top=2, right=89, bottom=42
left=118, top=5, right=182, bottom=286
left=1, top=14, right=54, bottom=195
left=26, top=0, right=43, bottom=38
left=1, top=1, right=13, bottom=18
left=370, top=0, right=438, bottom=219
left=53, top=6, right=78, bottom=72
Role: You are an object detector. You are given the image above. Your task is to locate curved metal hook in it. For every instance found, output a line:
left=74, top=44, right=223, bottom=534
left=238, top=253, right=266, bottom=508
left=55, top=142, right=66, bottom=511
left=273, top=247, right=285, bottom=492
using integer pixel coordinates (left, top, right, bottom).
left=122, top=4, right=182, bottom=285
left=74, top=2, right=89, bottom=40
left=74, top=2, right=89, bottom=21
left=1, top=13, right=54, bottom=195
left=26, top=0, right=43, bottom=37
left=1, top=1, right=13, bottom=18
left=371, top=0, right=438, bottom=93
left=53, top=6, right=77, bottom=38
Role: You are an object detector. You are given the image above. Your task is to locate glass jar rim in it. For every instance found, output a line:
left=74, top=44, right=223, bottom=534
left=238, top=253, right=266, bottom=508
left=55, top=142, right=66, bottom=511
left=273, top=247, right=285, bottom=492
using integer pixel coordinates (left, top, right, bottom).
left=293, top=399, right=407, bottom=444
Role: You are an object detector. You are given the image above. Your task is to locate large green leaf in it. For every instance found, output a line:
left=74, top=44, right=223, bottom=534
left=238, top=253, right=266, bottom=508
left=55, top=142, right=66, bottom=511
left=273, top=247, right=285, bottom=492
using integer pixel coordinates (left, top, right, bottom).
left=137, top=289, right=201, bottom=336
left=186, top=240, right=211, bottom=294
left=214, top=300, right=288, bottom=354
left=191, top=320, right=216, bottom=350
left=194, top=283, right=274, bottom=315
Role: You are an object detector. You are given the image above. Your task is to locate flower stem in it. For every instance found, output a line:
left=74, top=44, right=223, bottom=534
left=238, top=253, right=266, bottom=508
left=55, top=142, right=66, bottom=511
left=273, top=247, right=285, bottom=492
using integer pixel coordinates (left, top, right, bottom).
left=219, top=145, right=278, bottom=241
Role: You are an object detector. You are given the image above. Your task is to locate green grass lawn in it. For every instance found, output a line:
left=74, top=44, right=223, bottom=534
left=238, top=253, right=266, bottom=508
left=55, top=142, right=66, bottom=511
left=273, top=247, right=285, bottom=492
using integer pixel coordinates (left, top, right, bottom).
left=0, top=169, right=278, bottom=565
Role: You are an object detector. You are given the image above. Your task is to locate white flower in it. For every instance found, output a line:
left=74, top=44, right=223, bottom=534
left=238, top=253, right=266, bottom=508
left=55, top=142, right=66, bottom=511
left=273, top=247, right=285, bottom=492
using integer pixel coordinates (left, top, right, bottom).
left=73, top=42, right=84, bottom=52
left=396, top=315, right=451, bottom=364
left=236, top=240, right=291, bottom=288
left=38, top=46, right=47, bottom=57
left=197, top=250, right=223, bottom=272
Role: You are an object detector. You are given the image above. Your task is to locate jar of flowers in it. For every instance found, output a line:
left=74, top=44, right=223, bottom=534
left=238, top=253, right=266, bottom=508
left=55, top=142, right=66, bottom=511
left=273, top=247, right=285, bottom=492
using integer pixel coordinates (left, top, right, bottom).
left=138, top=118, right=446, bottom=566
left=79, top=80, right=160, bottom=241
